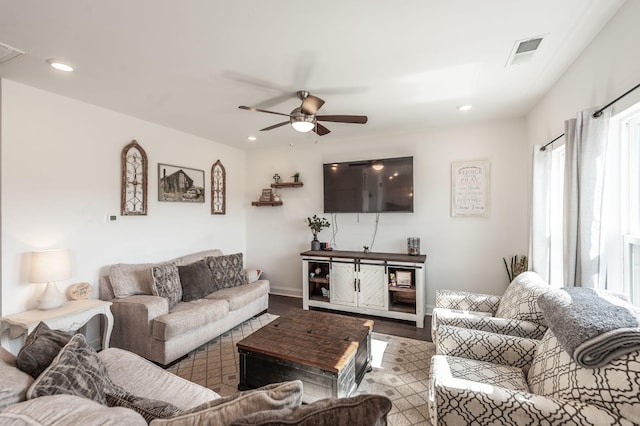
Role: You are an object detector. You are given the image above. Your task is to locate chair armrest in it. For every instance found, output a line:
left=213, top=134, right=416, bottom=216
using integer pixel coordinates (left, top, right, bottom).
left=428, top=356, right=628, bottom=426
left=436, top=325, right=539, bottom=371
left=108, top=295, right=168, bottom=354
left=435, top=289, right=501, bottom=313
left=433, top=309, right=547, bottom=340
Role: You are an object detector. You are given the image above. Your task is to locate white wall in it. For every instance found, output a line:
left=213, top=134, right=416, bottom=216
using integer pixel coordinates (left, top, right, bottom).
left=1, top=80, right=247, bottom=316
left=527, top=0, right=640, bottom=148
left=246, top=118, right=530, bottom=309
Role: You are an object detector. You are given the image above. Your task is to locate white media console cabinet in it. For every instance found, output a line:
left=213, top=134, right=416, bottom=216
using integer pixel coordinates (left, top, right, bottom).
left=301, top=250, right=427, bottom=328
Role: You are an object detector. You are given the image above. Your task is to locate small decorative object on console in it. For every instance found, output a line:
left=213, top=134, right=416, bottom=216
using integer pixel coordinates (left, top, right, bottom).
left=396, top=271, right=412, bottom=288
left=306, top=214, right=330, bottom=251
left=68, top=282, right=93, bottom=300
left=407, top=237, right=420, bottom=255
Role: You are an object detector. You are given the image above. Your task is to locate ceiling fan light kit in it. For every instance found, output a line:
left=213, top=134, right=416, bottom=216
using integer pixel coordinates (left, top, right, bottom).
left=290, top=107, right=315, bottom=132
left=239, top=90, right=367, bottom=137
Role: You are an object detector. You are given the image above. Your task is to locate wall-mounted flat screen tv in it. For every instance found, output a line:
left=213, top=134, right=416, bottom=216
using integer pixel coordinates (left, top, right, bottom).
left=323, top=156, right=414, bottom=213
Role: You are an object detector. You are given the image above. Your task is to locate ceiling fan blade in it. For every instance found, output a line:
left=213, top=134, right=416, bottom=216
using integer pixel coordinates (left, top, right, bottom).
left=239, top=106, right=291, bottom=117
left=260, top=121, right=289, bottom=131
left=317, top=115, right=368, bottom=124
left=314, top=123, right=331, bottom=136
left=301, top=95, right=325, bottom=115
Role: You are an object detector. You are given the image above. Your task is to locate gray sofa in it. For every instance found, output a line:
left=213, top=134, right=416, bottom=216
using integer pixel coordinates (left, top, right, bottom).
left=0, top=341, right=392, bottom=425
left=99, top=249, right=269, bottom=365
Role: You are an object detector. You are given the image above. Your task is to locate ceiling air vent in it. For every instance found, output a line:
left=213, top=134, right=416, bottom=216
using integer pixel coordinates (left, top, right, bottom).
left=506, top=36, right=544, bottom=66
left=0, top=42, right=25, bottom=65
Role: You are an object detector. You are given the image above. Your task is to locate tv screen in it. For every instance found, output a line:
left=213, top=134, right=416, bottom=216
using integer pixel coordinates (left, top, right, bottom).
left=323, top=156, right=414, bottom=213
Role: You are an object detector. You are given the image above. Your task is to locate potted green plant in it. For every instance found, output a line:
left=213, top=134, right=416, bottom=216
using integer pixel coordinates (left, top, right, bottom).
left=363, top=245, right=370, bottom=253
left=292, top=172, right=301, bottom=183
left=306, top=214, right=330, bottom=250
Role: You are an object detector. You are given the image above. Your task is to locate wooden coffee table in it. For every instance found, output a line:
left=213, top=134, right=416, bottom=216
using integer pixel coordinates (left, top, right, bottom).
left=237, top=310, right=373, bottom=403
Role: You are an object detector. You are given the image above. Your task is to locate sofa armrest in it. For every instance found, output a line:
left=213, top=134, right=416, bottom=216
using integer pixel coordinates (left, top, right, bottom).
left=428, top=357, right=629, bottom=426
left=436, top=325, right=539, bottom=371
left=109, top=295, right=168, bottom=355
left=0, top=394, right=147, bottom=425
left=435, top=289, right=501, bottom=313
left=433, top=308, right=547, bottom=340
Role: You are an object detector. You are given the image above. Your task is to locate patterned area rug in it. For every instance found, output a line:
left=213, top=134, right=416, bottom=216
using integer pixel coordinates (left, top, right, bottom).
left=167, top=313, right=435, bottom=426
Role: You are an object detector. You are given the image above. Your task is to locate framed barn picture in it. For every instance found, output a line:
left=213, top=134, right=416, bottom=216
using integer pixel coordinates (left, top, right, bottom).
left=158, top=163, right=205, bottom=203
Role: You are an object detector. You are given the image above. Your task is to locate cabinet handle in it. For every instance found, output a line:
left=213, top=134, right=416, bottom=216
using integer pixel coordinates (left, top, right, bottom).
left=357, top=278, right=361, bottom=292
left=354, top=278, right=357, bottom=292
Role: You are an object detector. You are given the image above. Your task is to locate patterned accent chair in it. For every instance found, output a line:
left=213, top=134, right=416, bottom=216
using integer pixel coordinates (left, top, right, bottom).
left=431, top=271, right=550, bottom=345
left=429, top=327, right=640, bottom=425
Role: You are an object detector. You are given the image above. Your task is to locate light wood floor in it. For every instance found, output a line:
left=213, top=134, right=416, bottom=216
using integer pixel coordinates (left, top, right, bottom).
left=267, top=294, right=432, bottom=342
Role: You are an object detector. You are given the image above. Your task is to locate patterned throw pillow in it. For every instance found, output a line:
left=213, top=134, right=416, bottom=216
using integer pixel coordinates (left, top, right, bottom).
left=26, top=334, right=123, bottom=405
left=178, top=260, right=216, bottom=301
left=16, top=322, right=72, bottom=378
left=106, top=391, right=183, bottom=422
left=494, top=271, right=549, bottom=325
left=151, top=263, right=182, bottom=309
left=206, top=253, right=247, bottom=290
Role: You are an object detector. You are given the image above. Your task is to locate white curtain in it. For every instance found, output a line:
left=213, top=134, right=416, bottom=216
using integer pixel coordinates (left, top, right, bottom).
left=563, top=107, right=611, bottom=288
left=530, top=145, right=552, bottom=283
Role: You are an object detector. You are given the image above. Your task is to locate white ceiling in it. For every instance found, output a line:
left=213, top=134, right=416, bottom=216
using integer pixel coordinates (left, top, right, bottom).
left=0, top=1, right=626, bottom=148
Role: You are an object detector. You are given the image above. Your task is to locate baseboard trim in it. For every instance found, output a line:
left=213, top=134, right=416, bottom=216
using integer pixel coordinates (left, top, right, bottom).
left=269, top=286, right=302, bottom=298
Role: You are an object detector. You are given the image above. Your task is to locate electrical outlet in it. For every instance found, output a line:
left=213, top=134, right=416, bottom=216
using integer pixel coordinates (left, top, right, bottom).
left=106, top=214, right=118, bottom=223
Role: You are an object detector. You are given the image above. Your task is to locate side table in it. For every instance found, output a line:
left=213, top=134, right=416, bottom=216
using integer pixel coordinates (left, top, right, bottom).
left=0, top=299, right=113, bottom=355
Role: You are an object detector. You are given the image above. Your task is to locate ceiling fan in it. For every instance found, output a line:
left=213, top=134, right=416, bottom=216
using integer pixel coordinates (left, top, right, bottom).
left=239, top=90, right=367, bottom=136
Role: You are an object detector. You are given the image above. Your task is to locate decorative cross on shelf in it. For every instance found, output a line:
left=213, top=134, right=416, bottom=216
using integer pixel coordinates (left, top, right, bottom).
left=273, top=173, right=281, bottom=184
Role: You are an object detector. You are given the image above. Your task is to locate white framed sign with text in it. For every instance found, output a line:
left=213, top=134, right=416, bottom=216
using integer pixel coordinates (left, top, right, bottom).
left=451, top=160, right=490, bottom=217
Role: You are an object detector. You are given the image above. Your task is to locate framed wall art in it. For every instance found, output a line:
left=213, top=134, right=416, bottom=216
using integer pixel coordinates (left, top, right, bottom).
left=158, top=163, right=205, bottom=203
left=451, top=160, right=490, bottom=217
left=211, top=160, right=226, bottom=215
left=121, top=140, right=148, bottom=215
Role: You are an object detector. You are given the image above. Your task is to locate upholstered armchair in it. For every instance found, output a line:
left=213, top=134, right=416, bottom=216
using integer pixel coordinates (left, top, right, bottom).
left=428, top=325, right=640, bottom=425
left=431, top=272, right=549, bottom=345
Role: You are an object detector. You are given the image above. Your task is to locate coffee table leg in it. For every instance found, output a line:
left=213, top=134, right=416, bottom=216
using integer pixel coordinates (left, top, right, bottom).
left=238, top=350, right=249, bottom=391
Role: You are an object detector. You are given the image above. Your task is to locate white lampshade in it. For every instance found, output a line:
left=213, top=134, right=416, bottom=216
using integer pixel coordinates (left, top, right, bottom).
left=30, top=249, right=71, bottom=310
left=30, top=249, right=71, bottom=283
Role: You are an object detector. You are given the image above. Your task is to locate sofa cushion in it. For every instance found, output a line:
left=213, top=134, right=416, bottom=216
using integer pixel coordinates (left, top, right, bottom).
left=152, top=299, right=229, bottom=341
left=178, top=260, right=215, bottom=302
left=0, top=394, right=148, bottom=425
left=99, top=347, right=220, bottom=410
left=27, top=334, right=122, bottom=405
left=494, top=271, right=549, bottom=326
left=106, top=391, right=183, bottom=422
left=230, top=394, right=392, bottom=426
left=151, top=263, right=183, bottom=309
left=16, top=322, right=72, bottom=378
left=205, top=280, right=269, bottom=311
left=206, top=253, right=247, bottom=289
left=150, top=381, right=303, bottom=426
left=110, top=262, right=158, bottom=297
left=0, top=347, right=34, bottom=411
left=434, top=355, right=529, bottom=392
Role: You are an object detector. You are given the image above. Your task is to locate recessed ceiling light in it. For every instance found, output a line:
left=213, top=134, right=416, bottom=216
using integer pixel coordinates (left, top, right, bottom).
left=46, top=59, right=74, bottom=72
left=247, top=136, right=257, bottom=141
left=457, top=104, right=472, bottom=111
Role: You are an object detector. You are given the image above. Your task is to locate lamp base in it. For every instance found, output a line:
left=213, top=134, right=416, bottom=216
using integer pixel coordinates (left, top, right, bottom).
left=38, top=282, right=67, bottom=310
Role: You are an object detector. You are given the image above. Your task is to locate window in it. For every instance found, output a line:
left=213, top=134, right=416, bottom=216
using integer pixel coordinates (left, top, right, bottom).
left=607, top=102, right=640, bottom=305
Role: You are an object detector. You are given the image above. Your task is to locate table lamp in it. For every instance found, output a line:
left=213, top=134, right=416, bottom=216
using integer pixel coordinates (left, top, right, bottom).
left=30, top=249, right=71, bottom=310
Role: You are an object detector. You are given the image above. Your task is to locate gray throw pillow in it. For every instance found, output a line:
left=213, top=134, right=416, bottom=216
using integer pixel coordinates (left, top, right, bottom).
left=106, top=391, right=184, bottom=422
left=16, top=322, right=72, bottom=378
left=206, top=253, right=247, bottom=290
left=151, top=263, right=182, bottom=309
left=150, top=381, right=303, bottom=425
left=178, top=260, right=216, bottom=301
left=230, top=394, right=392, bottom=426
left=26, top=333, right=123, bottom=405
